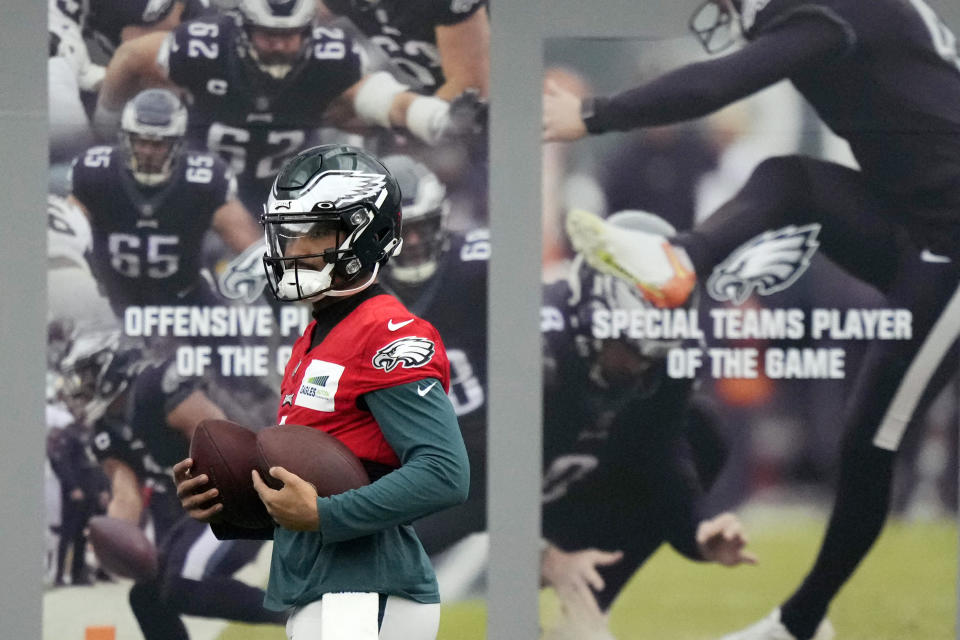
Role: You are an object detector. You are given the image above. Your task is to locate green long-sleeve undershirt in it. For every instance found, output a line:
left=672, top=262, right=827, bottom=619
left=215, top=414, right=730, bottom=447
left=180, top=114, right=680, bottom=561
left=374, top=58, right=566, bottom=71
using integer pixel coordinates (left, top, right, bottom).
left=264, top=378, right=469, bottom=609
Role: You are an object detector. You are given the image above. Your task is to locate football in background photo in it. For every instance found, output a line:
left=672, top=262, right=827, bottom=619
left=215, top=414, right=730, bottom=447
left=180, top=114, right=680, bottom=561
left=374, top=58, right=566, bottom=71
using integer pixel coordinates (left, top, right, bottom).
left=256, top=424, right=371, bottom=496
left=188, top=418, right=272, bottom=529
left=87, top=516, right=158, bottom=581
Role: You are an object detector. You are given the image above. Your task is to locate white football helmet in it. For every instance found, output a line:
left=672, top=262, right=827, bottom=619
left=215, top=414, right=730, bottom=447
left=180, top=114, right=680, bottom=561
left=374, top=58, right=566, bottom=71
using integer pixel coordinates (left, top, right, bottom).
left=119, top=88, right=187, bottom=186
left=236, top=0, right=316, bottom=79
left=57, top=329, right=144, bottom=426
left=689, top=0, right=743, bottom=53
left=261, top=144, right=403, bottom=302
left=381, top=155, right=449, bottom=286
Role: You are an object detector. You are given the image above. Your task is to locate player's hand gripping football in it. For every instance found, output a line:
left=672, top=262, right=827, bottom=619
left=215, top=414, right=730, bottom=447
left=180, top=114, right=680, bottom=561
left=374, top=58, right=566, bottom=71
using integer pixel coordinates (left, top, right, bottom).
left=173, top=457, right=224, bottom=523
left=252, top=466, right=320, bottom=532
left=696, top=512, right=758, bottom=566
left=543, top=80, right=588, bottom=142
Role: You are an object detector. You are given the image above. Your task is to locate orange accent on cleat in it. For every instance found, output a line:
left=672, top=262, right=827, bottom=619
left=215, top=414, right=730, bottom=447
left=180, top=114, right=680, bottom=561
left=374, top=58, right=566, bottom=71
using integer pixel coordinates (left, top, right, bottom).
left=635, top=243, right=696, bottom=308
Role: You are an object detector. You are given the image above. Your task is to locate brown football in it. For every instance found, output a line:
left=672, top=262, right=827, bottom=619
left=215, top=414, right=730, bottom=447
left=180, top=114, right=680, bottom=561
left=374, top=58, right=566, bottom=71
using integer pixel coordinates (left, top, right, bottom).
left=88, top=516, right=157, bottom=581
left=256, top=424, right=371, bottom=497
left=189, top=418, right=272, bottom=529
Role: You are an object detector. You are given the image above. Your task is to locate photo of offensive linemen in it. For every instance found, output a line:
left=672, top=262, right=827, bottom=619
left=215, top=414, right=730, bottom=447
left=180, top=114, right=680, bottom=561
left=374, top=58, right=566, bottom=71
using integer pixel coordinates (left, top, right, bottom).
left=543, top=0, right=960, bottom=638
left=43, top=0, right=490, bottom=635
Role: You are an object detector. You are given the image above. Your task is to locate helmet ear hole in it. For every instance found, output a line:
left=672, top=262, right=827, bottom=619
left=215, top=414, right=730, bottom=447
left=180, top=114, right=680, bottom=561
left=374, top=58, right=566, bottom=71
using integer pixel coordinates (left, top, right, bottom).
left=344, top=259, right=361, bottom=275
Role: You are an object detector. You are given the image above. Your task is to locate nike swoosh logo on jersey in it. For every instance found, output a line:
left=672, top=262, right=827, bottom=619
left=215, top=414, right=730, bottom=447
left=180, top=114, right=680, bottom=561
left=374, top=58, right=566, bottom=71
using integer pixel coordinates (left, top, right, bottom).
left=388, top=318, right=415, bottom=331
left=417, top=381, right=438, bottom=397
left=920, top=249, right=951, bottom=263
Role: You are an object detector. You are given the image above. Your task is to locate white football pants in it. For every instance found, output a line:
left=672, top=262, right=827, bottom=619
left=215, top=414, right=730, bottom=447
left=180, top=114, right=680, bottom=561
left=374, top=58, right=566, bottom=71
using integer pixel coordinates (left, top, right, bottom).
left=286, top=592, right=440, bottom=640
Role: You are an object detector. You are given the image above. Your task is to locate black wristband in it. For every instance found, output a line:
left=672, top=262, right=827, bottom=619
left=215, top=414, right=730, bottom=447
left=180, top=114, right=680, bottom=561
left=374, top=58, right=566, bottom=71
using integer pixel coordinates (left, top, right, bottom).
left=580, top=96, right=606, bottom=134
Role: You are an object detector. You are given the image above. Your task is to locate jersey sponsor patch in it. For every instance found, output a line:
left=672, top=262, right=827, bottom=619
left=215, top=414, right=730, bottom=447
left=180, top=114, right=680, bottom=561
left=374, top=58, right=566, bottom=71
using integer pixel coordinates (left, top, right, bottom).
left=372, top=336, right=435, bottom=373
left=295, top=359, right=345, bottom=412
left=706, top=224, right=820, bottom=305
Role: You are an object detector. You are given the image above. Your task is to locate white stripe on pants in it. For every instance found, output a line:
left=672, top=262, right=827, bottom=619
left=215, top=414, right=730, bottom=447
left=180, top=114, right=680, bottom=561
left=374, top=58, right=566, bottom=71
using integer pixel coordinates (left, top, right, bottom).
left=873, top=281, right=960, bottom=450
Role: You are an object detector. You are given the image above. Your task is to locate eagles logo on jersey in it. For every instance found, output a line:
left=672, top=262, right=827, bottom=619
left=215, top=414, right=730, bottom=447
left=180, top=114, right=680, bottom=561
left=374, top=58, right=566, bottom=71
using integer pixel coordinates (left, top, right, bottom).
left=372, top=336, right=436, bottom=372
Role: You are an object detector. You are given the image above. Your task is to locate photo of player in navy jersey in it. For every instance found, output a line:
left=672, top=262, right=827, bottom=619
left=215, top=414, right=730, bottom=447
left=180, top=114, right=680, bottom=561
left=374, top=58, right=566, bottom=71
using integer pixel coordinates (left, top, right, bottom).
left=544, top=1, right=960, bottom=638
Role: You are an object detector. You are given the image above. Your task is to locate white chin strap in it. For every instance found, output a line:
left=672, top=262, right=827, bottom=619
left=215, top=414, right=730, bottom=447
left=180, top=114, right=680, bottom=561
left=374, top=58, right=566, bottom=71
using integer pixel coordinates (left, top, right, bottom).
left=277, top=263, right=382, bottom=301
left=249, top=48, right=294, bottom=79
left=277, top=263, right=334, bottom=300
left=132, top=169, right=170, bottom=186
left=388, top=260, right=437, bottom=285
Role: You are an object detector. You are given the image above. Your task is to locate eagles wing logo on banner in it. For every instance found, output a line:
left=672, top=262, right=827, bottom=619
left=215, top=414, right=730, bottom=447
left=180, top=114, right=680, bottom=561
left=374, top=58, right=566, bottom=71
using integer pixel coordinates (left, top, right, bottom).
left=706, top=224, right=821, bottom=305
left=372, top=337, right=436, bottom=373
left=219, top=242, right=268, bottom=303
left=313, top=172, right=388, bottom=208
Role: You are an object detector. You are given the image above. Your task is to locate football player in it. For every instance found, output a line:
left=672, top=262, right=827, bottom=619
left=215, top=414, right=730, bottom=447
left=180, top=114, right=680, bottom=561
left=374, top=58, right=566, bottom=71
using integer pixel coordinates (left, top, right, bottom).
left=93, top=0, right=471, bottom=211
left=46, top=415, right=107, bottom=587
left=174, top=144, right=469, bottom=639
left=543, top=1, right=960, bottom=638
left=379, top=154, right=488, bottom=557
left=70, top=88, right=261, bottom=313
left=319, top=0, right=489, bottom=100
left=56, top=329, right=284, bottom=639
left=47, top=194, right=118, bottom=336
left=539, top=211, right=754, bottom=638
left=49, top=1, right=103, bottom=167
left=54, top=0, right=218, bottom=57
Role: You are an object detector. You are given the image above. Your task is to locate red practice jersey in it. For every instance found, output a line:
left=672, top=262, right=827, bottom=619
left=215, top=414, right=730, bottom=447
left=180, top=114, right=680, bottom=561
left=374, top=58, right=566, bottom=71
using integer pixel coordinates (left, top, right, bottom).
left=277, top=294, right=451, bottom=467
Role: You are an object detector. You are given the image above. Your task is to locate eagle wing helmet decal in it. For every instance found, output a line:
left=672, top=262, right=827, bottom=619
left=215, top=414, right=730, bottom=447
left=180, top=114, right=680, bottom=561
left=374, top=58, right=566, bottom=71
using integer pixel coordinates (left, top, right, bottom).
left=707, top=224, right=821, bottom=305
left=372, top=336, right=436, bottom=372
left=310, top=172, right=388, bottom=208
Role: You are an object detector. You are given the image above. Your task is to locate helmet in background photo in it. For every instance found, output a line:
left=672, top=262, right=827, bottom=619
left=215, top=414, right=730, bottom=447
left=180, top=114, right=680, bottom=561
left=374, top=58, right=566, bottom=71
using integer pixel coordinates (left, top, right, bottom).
left=689, top=0, right=742, bottom=53
left=56, top=329, right=145, bottom=426
left=119, top=88, right=187, bottom=186
left=381, top=154, right=449, bottom=286
left=261, top=144, right=403, bottom=302
left=565, top=210, right=685, bottom=387
left=236, top=0, right=316, bottom=79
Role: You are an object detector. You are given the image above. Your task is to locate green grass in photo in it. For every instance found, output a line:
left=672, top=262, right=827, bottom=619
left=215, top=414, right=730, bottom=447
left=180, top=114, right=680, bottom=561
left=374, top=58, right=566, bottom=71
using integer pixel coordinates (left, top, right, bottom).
left=215, top=508, right=956, bottom=640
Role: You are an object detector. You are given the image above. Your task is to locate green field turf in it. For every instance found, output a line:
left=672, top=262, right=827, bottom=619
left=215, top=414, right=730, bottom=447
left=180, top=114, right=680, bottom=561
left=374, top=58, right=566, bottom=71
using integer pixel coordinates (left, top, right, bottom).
left=216, top=508, right=957, bottom=640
